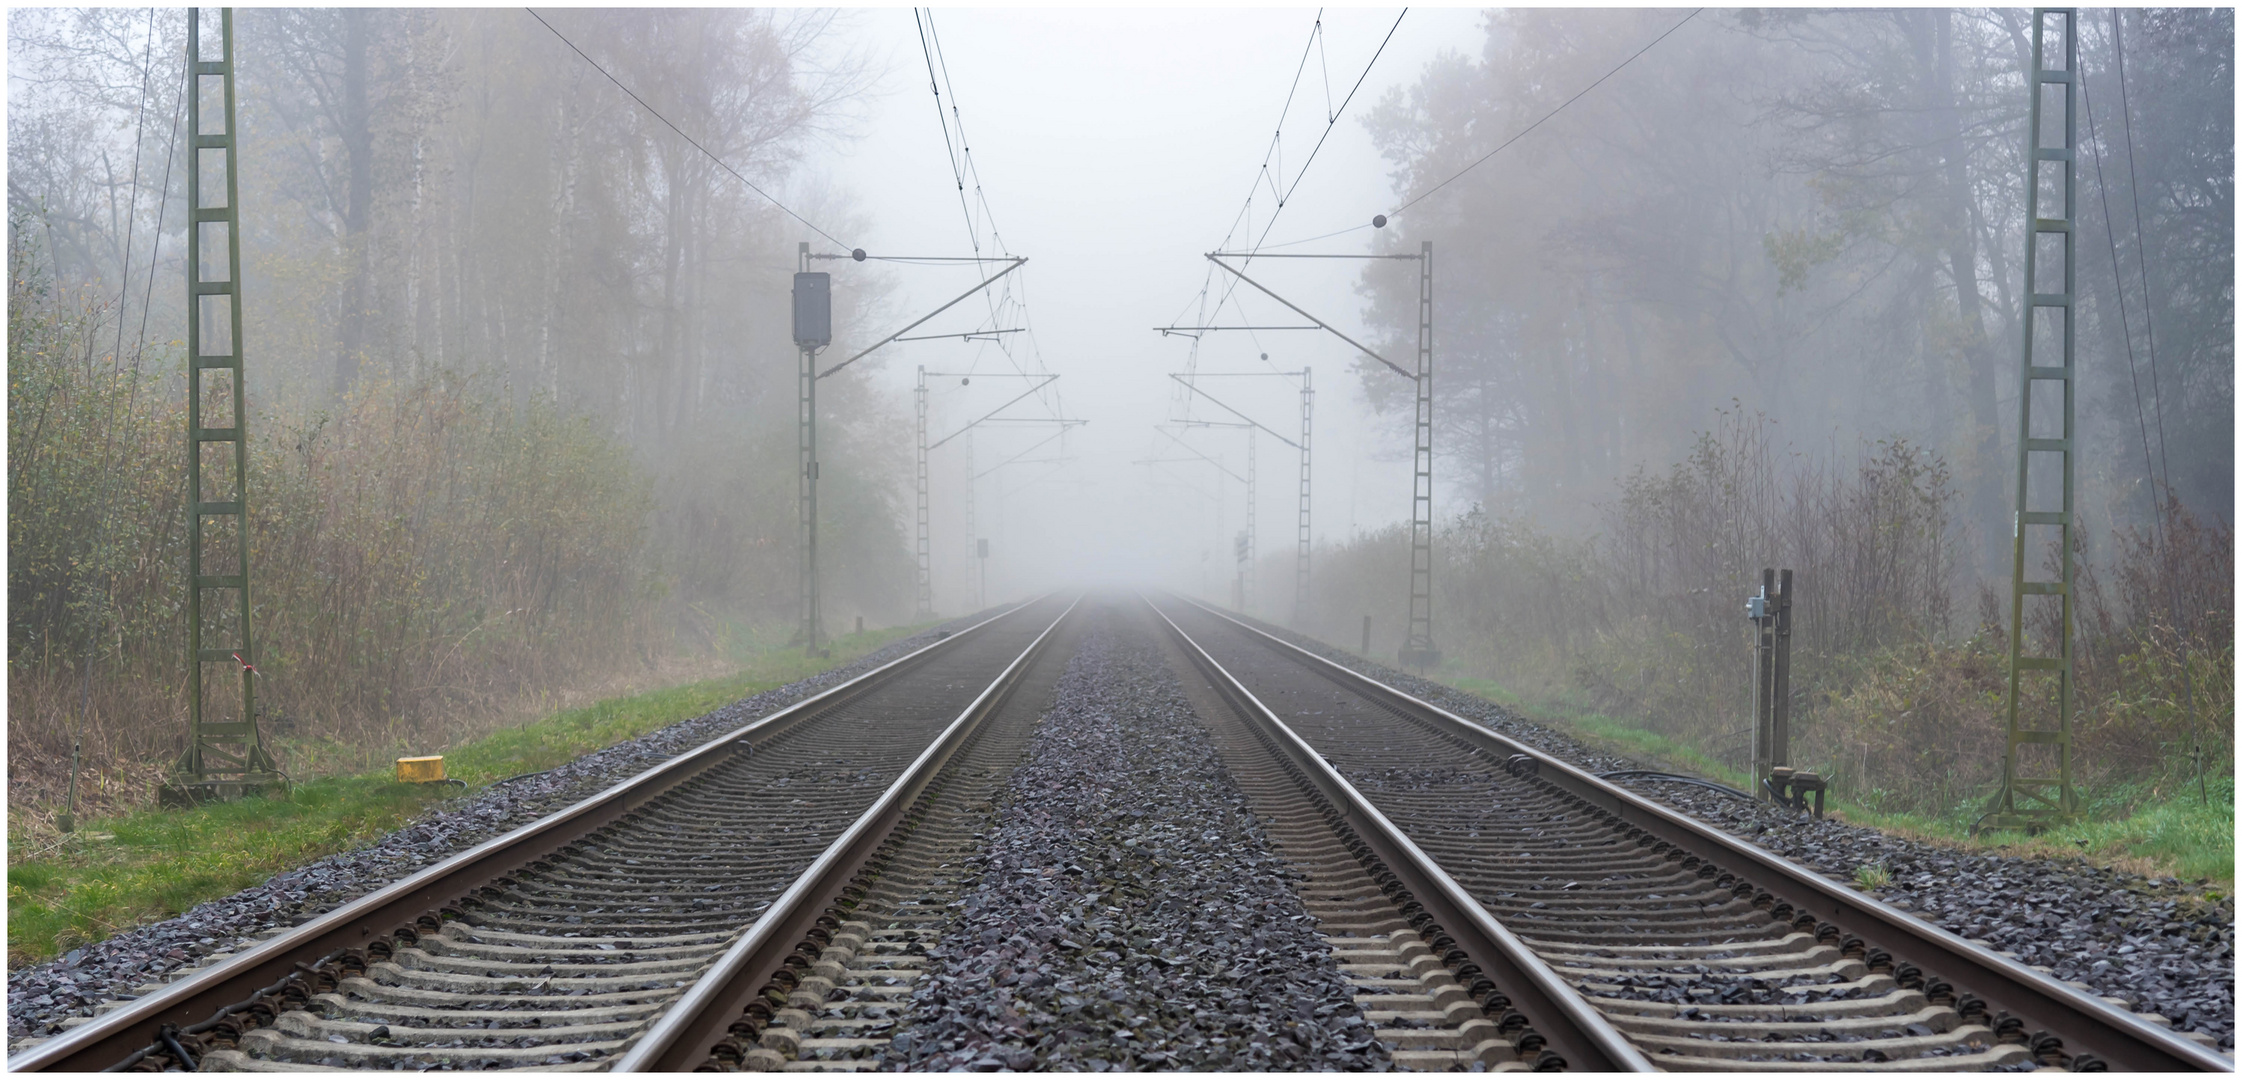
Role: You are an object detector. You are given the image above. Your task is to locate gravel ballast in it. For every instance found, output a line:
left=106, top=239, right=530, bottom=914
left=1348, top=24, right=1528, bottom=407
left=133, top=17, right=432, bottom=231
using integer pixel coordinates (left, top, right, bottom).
left=885, top=618, right=1388, bottom=1071
left=6, top=612, right=1006, bottom=1044
left=1236, top=611, right=2236, bottom=1053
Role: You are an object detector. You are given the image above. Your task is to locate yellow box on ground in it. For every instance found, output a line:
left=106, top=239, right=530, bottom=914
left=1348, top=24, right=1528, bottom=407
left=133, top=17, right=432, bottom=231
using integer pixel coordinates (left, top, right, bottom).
left=396, top=756, right=446, bottom=783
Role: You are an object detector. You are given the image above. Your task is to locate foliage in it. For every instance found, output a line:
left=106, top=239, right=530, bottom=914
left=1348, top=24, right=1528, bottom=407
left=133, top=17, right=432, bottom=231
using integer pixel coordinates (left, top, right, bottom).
left=1354, top=8, right=2233, bottom=557
left=9, top=225, right=662, bottom=819
left=6, top=623, right=921, bottom=965
left=1299, top=408, right=2231, bottom=822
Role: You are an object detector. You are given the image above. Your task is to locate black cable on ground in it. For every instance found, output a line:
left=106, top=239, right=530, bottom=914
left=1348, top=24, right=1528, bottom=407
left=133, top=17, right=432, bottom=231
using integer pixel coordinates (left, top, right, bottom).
left=1596, top=769, right=1754, bottom=802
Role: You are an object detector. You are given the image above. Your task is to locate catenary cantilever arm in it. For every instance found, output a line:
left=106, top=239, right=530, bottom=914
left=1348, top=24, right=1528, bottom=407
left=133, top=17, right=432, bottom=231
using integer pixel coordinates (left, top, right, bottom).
left=927, top=375, right=1058, bottom=451
left=819, top=258, right=1027, bottom=380
left=1204, top=254, right=1412, bottom=380
left=1169, top=374, right=1302, bottom=449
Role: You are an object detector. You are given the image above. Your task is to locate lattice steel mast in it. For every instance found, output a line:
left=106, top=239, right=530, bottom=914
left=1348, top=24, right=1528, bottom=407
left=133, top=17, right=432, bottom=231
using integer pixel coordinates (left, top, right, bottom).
left=1297, top=368, right=1314, bottom=625
left=795, top=243, right=823, bottom=652
left=177, top=8, right=280, bottom=799
left=1985, top=8, right=2080, bottom=829
left=914, top=367, right=932, bottom=619
left=1401, top=241, right=1438, bottom=669
left=1187, top=246, right=1433, bottom=664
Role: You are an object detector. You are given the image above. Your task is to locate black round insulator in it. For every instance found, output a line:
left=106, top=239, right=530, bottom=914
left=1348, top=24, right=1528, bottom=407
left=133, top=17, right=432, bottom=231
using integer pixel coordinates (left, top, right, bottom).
left=851, top=248, right=867, bottom=261
left=1260, top=352, right=1269, bottom=361
left=1372, top=214, right=1388, bottom=228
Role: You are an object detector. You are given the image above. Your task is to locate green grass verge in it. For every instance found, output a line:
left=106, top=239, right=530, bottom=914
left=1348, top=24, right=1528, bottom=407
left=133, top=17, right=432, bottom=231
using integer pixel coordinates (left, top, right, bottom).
left=1440, top=675, right=2234, bottom=892
left=6, top=624, right=924, bottom=967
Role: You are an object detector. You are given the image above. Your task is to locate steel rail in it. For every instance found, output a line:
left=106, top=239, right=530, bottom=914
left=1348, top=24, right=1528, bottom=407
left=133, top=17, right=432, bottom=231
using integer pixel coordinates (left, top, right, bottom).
left=9, top=599, right=1052, bottom=1074
left=617, top=593, right=1083, bottom=1070
left=1169, top=594, right=2234, bottom=1073
left=1143, top=593, right=1653, bottom=1072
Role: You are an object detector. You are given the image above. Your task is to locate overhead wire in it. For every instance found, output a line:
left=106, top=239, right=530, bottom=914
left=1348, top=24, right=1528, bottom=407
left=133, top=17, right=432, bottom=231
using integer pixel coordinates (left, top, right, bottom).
left=74, top=7, right=179, bottom=829
left=2109, top=13, right=2176, bottom=518
left=525, top=8, right=853, bottom=251
left=914, top=8, right=1061, bottom=424
left=2101, top=11, right=2203, bottom=803
left=1169, top=9, right=1408, bottom=388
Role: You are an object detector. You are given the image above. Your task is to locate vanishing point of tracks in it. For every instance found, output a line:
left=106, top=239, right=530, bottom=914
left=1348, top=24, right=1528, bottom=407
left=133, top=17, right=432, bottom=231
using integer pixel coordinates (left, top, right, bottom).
left=10, top=592, right=2230, bottom=1073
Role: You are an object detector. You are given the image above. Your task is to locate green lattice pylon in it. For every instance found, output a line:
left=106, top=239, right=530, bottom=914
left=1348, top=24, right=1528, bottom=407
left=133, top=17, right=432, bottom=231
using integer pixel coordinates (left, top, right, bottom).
left=1984, top=8, right=2080, bottom=830
left=177, top=8, right=280, bottom=800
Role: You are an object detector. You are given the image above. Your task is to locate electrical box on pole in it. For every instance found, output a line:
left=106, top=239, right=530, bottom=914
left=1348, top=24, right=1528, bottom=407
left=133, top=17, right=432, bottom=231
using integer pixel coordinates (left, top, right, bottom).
left=1984, top=8, right=2081, bottom=830
left=170, top=8, right=280, bottom=805
left=792, top=271, right=832, bottom=347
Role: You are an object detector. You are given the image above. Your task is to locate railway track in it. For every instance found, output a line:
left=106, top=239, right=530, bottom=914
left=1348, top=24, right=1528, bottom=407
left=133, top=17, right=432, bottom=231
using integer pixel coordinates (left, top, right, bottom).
left=13, top=589, right=2228, bottom=1073
left=1147, top=593, right=2233, bottom=1074
left=8, top=596, right=1078, bottom=1074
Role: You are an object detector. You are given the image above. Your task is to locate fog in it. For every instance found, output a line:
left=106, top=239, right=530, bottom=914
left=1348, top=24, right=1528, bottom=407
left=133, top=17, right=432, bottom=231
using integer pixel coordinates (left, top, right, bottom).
left=825, top=8, right=1484, bottom=612
left=11, top=5, right=2231, bottom=635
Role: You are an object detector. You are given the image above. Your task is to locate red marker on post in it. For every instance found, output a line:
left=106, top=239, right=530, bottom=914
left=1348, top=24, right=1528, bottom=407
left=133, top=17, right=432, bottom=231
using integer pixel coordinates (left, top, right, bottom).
left=232, top=652, right=261, bottom=677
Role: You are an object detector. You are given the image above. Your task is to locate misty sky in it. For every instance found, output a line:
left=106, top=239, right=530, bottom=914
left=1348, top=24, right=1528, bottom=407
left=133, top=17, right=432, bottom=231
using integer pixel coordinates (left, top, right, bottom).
left=807, top=8, right=1490, bottom=608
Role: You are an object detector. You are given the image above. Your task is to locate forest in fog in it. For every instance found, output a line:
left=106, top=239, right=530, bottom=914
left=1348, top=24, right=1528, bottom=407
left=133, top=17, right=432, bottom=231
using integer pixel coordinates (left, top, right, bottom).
left=1316, top=8, right=2231, bottom=816
left=10, top=9, right=910, bottom=810
left=8, top=8, right=2233, bottom=822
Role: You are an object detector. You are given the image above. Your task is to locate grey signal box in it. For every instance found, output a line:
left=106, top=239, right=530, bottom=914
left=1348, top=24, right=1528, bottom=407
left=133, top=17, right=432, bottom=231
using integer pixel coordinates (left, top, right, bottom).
left=977, top=539, right=989, bottom=558
left=793, top=272, right=832, bottom=348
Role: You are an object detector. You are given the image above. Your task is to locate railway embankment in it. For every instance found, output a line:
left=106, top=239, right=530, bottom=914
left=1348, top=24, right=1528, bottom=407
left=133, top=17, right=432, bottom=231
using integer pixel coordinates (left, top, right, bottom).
left=1238, top=611, right=2237, bottom=1055
left=5, top=617, right=977, bottom=1044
